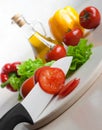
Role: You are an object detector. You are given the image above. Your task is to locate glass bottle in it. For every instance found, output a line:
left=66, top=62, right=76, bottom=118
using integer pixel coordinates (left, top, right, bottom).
left=11, top=14, right=61, bottom=62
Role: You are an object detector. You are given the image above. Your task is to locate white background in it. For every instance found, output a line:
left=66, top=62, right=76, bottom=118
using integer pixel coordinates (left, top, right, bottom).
left=0, top=0, right=102, bottom=130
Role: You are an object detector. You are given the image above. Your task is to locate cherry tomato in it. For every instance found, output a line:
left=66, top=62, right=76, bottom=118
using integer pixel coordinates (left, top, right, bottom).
left=38, top=67, right=65, bottom=94
left=45, top=45, right=66, bottom=62
left=79, top=6, right=101, bottom=29
left=34, top=66, right=50, bottom=83
left=63, top=28, right=83, bottom=46
left=20, top=76, right=35, bottom=98
left=10, top=62, right=21, bottom=72
left=58, top=78, right=80, bottom=98
left=2, top=63, right=11, bottom=74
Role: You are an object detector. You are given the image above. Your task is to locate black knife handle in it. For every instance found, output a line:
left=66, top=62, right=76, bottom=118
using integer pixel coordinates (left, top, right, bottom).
left=0, top=103, right=33, bottom=130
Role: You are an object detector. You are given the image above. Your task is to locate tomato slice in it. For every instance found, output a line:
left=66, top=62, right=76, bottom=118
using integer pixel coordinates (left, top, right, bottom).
left=34, top=66, right=50, bottom=83
left=20, top=76, right=35, bottom=98
left=58, top=78, right=80, bottom=98
left=38, top=67, right=65, bottom=94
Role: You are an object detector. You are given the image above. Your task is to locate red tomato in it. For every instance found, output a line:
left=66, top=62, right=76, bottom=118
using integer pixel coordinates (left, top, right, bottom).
left=34, top=66, right=50, bottom=83
left=63, top=28, right=83, bottom=46
left=10, top=62, right=21, bottom=72
left=45, top=45, right=66, bottom=62
left=79, top=6, right=101, bottom=29
left=58, top=78, right=80, bottom=98
left=20, top=76, right=35, bottom=98
left=38, top=67, right=65, bottom=94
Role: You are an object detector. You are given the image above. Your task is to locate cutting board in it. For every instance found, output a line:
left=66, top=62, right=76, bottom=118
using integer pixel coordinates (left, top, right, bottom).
left=27, top=45, right=102, bottom=130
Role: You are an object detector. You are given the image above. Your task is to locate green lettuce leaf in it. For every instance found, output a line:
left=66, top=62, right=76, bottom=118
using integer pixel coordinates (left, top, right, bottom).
left=17, top=58, right=44, bottom=78
left=67, top=38, right=93, bottom=72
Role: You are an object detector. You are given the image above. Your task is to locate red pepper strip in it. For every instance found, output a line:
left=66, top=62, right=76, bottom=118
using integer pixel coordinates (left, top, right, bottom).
left=58, top=78, right=80, bottom=98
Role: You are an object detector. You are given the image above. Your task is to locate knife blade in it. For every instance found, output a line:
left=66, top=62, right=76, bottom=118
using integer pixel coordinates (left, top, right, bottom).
left=0, top=56, right=73, bottom=130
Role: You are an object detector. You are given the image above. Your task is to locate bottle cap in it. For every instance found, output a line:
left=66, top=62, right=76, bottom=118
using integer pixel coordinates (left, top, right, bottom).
left=11, top=14, right=26, bottom=27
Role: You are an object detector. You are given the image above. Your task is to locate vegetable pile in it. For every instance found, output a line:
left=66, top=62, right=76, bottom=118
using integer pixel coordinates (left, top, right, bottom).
left=0, top=59, right=54, bottom=100
left=21, top=66, right=80, bottom=98
left=0, top=38, right=93, bottom=100
left=0, top=5, right=100, bottom=100
left=49, top=6, right=84, bottom=42
left=49, top=6, right=101, bottom=46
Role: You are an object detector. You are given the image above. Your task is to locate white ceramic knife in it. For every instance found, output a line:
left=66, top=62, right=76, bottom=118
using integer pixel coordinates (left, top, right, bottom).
left=0, top=56, right=72, bottom=130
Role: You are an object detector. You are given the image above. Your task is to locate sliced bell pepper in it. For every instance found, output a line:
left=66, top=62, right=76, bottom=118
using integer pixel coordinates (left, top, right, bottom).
left=49, top=6, right=84, bottom=42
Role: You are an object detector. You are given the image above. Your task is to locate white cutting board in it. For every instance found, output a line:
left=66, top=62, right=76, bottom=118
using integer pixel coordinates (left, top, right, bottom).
left=27, top=45, right=102, bottom=130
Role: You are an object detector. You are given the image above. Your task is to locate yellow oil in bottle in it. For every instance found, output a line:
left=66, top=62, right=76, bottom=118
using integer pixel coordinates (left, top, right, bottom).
left=28, top=32, right=49, bottom=62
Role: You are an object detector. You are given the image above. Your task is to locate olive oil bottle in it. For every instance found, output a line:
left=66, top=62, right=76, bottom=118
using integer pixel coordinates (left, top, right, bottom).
left=11, top=14, right=60, bottom=62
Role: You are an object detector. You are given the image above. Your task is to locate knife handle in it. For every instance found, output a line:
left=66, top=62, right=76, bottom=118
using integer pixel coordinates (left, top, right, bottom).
left=0, top=103, right=33, bottom=130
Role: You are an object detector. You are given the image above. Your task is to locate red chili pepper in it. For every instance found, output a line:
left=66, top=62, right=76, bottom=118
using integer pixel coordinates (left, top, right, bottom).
left=0, top=72, right=8, bottom=82
left=0, top=61, right=21, bottom=92
left=10, top=62, right=21, bottom=72
left=2, top=63, right=11, bottom=74
left=0, top=72, right=16, bottom=91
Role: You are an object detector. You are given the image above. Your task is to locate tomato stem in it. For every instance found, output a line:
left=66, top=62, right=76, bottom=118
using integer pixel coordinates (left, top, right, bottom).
left=67, top=28, right=71, bottom=32
left=80, top=10, right=90, bottom=21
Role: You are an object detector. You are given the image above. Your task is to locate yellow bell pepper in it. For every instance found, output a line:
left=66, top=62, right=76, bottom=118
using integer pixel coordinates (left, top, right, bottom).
left=49, top=6, right=84, bottom=42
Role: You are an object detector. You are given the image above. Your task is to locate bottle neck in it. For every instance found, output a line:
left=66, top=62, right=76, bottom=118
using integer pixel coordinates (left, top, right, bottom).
left=12, top=14, right=35, bottom=39
left=21, top=23, right=35, bottom=39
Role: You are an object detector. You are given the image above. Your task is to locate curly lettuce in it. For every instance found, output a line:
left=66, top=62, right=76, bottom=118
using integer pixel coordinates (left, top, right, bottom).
left=67, top=38, right=93, bottom=72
